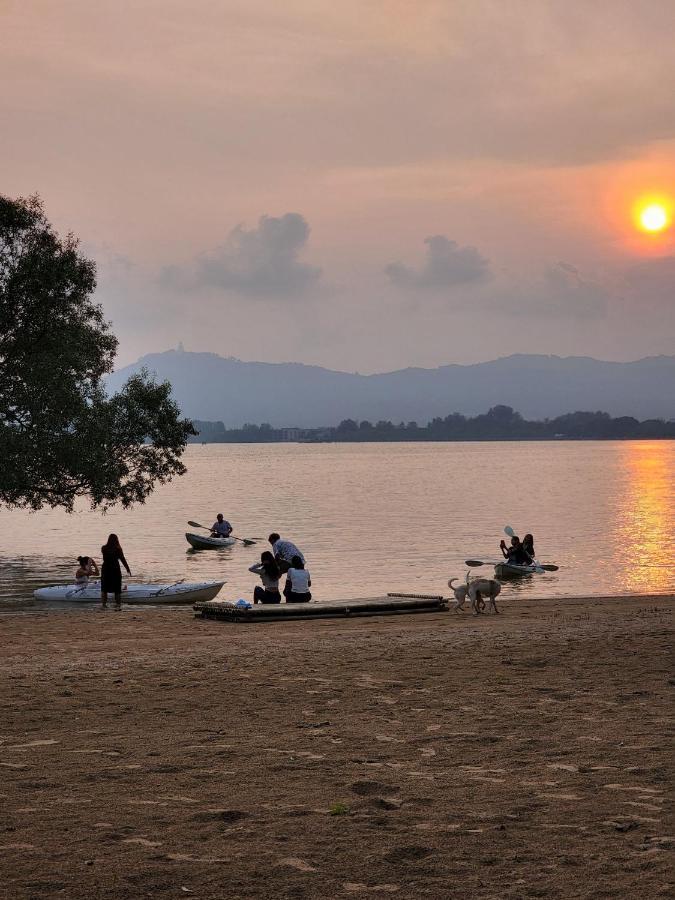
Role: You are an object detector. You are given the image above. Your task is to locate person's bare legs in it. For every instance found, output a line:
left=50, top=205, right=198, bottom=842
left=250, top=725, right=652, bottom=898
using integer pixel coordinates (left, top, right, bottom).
left=114, top=591, right=122, bottom=610
left=101, top=591, right=108, bottom=609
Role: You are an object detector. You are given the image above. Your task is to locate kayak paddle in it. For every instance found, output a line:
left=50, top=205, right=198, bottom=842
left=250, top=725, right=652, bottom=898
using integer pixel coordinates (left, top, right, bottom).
left=187, top=521, right=256, bottom=545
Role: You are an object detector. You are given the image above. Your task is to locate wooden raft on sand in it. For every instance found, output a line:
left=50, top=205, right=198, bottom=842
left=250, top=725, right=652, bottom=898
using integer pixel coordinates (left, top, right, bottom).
left=194, top=593, right=448, bottom=623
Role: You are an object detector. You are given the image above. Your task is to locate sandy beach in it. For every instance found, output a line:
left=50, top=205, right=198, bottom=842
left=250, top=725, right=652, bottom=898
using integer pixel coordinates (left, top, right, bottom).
left=1, top=594, right=672, bottom=899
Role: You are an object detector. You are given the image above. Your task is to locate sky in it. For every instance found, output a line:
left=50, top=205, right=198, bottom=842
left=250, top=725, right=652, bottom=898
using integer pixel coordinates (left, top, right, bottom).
left=2, top=0, right=674, bottom=372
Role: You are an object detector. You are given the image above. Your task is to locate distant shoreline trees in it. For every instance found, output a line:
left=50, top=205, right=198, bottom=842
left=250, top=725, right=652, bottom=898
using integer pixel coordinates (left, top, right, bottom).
left=189, top=405, right=675, bottom=443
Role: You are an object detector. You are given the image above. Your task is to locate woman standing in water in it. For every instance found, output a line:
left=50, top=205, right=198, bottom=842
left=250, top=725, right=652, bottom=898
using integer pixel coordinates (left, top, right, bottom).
left=100, top=534, right=131, bottom=609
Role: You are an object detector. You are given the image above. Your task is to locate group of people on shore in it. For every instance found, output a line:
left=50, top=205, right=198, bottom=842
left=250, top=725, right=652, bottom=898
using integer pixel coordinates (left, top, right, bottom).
left=76, top=521, right=532, bottom=609
left=74, top=527, right=310, bottom=608
left=209, top=514, right=312, bottom=603
left=249, top=533, right=311, bottom=604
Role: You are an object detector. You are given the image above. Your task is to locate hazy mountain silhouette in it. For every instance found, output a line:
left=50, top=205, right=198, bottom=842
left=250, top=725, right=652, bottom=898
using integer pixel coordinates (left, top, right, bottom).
left=107, top=350, right=675, bottom=427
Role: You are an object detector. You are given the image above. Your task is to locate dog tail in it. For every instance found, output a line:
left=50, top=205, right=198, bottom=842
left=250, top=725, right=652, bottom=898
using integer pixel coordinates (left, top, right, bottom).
left=448, top=577, right=459, bottom=589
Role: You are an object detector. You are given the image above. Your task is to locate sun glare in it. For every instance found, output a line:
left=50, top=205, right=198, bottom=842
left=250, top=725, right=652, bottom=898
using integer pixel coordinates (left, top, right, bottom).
left=634, top=197, right=672, bottom=234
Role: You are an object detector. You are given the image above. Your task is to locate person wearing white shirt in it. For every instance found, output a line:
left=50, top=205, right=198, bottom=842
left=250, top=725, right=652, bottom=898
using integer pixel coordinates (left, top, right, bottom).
left=283, top=555, right=312, bottom=603
left=268, top=532, right=305, bottom=573
left=211, top=514, right=232, bottom=537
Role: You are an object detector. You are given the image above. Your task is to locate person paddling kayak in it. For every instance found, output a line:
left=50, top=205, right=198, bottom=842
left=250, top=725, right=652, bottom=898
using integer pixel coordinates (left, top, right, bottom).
left=499, top=535, right=532, bottom=566
left=211, top=514, right=233, bottom=538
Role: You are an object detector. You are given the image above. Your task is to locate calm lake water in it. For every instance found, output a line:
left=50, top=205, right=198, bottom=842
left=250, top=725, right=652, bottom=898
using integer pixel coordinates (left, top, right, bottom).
left=1, top=441, right=674, bottom=608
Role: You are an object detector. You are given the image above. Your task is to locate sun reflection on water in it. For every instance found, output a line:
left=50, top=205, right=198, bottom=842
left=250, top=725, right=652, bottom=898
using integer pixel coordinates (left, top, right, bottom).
left=614, top=442, right=675, bottom=594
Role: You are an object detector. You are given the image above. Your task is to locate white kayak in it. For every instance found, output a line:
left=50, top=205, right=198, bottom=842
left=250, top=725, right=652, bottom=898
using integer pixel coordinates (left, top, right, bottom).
left=185, top=532, right=236, bottom=550
left=34, top=580, right=225, bottom=605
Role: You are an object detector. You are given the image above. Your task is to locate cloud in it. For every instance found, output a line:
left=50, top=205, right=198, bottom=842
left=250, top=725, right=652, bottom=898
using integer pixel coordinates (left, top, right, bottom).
left=161, top=213, right=321, bottom=297
left=538, top=261, right=609, bottom=317
left=623, top=255, right=675, bottom=302
left=386, top=236, right=491, bottom=289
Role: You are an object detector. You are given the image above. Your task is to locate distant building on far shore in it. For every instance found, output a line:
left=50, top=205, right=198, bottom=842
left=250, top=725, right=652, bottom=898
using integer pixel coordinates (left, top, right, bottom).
left=280, top=427, right=304, bottom=442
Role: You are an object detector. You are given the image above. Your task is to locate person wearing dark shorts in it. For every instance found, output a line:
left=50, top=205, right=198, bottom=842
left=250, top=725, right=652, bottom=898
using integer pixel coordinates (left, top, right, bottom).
left=249, top=552, right=282, bottom=604
left=100, top=534, right=131, bottom=609
left=283, top=556, right=312, bottom=603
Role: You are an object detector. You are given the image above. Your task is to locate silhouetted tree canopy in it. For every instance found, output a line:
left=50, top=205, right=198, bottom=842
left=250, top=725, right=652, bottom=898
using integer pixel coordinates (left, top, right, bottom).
left=189, top=404, right=675, bottom=443
left=0, top=194, right=195, bottom=510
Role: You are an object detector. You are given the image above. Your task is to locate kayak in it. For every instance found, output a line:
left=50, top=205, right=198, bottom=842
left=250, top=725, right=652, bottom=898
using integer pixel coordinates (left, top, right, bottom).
left=185, top=532, right=236, bottom=550
left=34, top=580, right=225, bottom=605
left=494, top=562, right=545, bottom=579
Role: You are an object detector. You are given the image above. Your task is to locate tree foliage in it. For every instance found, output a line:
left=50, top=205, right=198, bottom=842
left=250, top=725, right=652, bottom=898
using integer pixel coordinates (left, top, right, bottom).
left=0, top=194, right=195, bottom=510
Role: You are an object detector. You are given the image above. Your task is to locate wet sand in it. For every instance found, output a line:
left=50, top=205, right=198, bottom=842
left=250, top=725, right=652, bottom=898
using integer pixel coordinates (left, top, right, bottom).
left=0, top=594, right=672, bottom=899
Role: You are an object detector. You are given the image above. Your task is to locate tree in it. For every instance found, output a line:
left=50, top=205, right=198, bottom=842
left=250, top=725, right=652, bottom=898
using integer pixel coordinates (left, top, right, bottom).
left=0, top=194, right=195, bottom=510
left=337, top=418, right=358, bottom=433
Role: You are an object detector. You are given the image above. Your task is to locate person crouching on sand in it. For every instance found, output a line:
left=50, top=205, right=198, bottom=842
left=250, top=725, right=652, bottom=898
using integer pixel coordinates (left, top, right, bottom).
left=283, top=556, right=312, bottom=603
left=268, top=532, right=306, bottom=574
left=249, top=551, right=282, bottom=604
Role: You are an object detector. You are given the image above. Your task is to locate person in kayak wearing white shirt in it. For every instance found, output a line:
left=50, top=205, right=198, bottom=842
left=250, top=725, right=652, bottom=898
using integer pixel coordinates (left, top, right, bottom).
left=268, top=532, right=305, bottom=574
left=211, top=514, right=233, bottom=538
left=283, top=555, right=312, bottom=603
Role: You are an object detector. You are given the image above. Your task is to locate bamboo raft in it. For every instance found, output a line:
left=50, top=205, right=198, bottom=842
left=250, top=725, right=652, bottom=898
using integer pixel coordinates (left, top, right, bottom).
left=194, top=593, right=448, bottom=623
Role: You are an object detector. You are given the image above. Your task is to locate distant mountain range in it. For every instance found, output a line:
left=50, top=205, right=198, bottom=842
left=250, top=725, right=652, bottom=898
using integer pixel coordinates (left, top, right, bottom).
left=107, top=350, right=675, bottom=427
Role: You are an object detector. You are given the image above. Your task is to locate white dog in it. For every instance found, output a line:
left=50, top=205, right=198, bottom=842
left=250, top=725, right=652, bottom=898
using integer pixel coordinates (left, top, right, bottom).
left=448, top=572, right=501, bottom=615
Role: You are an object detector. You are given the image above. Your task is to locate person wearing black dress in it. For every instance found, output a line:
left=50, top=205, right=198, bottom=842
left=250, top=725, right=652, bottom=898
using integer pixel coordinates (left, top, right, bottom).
left=100, top=534, right=131, bottom=609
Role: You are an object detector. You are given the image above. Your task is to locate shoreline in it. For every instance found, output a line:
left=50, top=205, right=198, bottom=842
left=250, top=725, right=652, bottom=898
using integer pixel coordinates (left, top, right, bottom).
left=2, top=589, right=675, bottom=615
left=1, top=593, right=672, bottom=898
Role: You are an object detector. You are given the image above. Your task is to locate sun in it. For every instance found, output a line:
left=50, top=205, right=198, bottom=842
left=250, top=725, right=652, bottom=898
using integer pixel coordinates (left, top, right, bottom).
left=640, top=203, right=668, bottom=232
left=634, top=197, right=672, bottom=234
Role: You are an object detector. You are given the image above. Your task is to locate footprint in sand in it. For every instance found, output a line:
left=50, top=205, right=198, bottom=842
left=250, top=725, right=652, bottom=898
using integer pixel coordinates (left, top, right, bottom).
left=122, top=838, right=163, bottom=847
left=277, top=857, right=317, bottom=872
left=9, top=739, right=59, bottom=750
left=351, top=781, right=399, bottom=797
left=344, top=885, right=400, bottom=894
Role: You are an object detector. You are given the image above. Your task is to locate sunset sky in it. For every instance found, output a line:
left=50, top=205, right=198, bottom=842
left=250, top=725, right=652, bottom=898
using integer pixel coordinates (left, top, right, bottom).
left=2, top=0, right=674, bottom=370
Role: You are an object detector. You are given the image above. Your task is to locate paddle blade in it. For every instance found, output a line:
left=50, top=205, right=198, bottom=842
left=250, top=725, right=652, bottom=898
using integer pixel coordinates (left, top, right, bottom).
left=188, top=520, right=208, bottom=530
left=465, top=559, right=485, bottom=567
left=242, top=539, right=257, bottom=545
left=540, top=564, right=559, bottom=571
